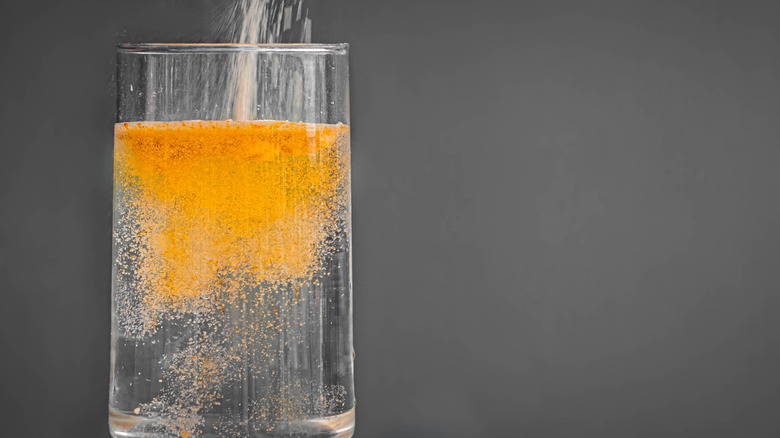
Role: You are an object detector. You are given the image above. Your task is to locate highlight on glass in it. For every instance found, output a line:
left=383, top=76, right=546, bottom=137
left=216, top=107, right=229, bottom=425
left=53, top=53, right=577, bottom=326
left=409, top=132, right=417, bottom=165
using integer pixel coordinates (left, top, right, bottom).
left=110, top=44, right=354, bottom=438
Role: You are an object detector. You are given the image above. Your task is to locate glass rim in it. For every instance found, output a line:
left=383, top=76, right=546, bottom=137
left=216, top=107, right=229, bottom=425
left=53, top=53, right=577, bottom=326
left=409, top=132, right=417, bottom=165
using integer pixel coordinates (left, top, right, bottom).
left=117, top=43, right=348, bottom=54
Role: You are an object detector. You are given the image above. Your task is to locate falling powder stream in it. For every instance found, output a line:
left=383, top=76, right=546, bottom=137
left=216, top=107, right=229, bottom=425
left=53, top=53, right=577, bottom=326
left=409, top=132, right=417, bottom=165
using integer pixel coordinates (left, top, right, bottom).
left=221, top=0, right=311, bottom=120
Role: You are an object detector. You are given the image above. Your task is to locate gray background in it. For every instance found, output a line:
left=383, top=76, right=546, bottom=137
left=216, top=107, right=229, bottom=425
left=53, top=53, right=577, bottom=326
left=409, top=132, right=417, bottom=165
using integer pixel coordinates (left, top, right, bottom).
left=1, top=0, right=779, bottom=436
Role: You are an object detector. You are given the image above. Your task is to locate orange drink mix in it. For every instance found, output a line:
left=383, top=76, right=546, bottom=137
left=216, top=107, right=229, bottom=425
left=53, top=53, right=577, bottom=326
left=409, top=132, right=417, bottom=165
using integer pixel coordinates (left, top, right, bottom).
left=111, top=120, right=351, bottom=436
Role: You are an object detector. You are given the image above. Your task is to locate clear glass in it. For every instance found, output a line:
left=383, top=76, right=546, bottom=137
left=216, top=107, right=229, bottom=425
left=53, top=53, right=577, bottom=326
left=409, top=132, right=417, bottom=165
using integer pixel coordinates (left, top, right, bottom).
left=110, top=44, right=353, bottom=438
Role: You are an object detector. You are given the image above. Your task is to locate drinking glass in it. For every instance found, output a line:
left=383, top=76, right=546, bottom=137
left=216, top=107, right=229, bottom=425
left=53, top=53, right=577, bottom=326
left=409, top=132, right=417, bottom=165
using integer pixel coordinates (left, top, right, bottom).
left=110, top=44, right=353, bottom=438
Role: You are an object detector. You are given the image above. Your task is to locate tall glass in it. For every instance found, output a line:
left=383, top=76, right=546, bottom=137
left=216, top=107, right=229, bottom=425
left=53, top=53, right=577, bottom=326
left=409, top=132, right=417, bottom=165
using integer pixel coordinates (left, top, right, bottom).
left=110, top=44, right=353, bottom=438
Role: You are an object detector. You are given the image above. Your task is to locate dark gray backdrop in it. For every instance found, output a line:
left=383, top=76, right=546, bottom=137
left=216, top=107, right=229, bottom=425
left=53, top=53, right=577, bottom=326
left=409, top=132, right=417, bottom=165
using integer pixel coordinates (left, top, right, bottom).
left=1, top=0, right=780, bottom=436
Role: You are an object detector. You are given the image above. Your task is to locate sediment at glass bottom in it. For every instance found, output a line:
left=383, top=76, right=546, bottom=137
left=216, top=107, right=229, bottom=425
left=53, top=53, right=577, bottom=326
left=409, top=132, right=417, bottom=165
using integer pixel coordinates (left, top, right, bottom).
left=109, top=407, right=355, bottom=438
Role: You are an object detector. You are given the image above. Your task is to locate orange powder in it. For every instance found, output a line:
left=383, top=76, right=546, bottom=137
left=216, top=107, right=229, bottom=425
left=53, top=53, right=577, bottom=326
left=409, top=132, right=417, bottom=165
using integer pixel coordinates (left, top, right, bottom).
left=114, top=120, right=350, bottom=331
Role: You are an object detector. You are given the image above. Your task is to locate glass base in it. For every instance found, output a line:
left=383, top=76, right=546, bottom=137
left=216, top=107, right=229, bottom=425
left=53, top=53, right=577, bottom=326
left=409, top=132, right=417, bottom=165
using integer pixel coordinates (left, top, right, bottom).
left=109, top=407, right=355, bottom=438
